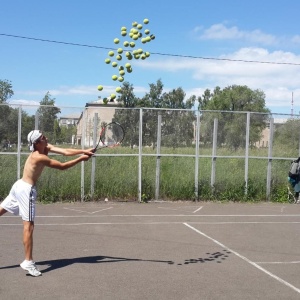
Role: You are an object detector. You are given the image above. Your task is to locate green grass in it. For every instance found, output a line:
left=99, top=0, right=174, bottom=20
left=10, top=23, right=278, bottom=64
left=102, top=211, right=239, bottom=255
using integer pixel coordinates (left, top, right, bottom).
left=0, top=146, right=292, bottom=203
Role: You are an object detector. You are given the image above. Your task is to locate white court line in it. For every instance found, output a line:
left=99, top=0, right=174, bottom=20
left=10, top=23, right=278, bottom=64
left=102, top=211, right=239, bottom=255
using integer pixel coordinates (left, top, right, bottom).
left=1, top=214, right=300, bottom=218
left=2, top=221, right=300, bottom=226
left=63, top=207, right=113, bottom=214
left=193, top=206, right=203, bottom=213
left=256, top=261, right=300, bottom=265
left=184, top=223, right=300, bottom=294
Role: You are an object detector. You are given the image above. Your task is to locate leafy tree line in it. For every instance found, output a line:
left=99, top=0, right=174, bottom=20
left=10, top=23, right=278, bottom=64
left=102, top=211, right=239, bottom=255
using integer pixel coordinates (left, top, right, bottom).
left=0, top=79, right=35, bottom=148
left=2, top=78, right=292, bottom=151
left=113, top=80, right=271, bottom=150
left=0, top=80, right=75, bottom=149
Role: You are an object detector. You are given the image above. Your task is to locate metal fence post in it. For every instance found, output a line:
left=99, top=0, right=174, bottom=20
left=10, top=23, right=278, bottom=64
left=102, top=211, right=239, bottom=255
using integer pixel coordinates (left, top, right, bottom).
left=138, top=108, right=143, bottom=202
left=194, top=111, right=200, bottom=201
left=17, top=106, right=22, bottom=179
left=90, top=113, right=98, bottom=198
left=155, top=111, right=162, bottom=200
left=34, top=111, right=39, bottom=129
left=81, top=108, right=87, bottom=202
left=266, top=118, right=274, bottom=200
left=244, top=112, right=250, bottom=195
left=211, top=118, right=218, bottom=189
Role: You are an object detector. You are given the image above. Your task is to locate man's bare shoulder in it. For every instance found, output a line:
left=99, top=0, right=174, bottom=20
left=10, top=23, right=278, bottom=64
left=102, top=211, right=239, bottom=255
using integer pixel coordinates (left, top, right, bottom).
left=30, top=151, right=50, bottom=163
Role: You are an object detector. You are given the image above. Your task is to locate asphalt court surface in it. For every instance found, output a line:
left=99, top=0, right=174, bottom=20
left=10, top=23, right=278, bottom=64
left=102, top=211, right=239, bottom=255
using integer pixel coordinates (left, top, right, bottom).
left=1, top=201, right=300, bottom=299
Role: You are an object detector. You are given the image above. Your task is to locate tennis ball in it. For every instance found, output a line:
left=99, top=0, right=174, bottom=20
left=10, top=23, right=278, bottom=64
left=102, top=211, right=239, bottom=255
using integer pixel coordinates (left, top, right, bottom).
left=137, top=48, right=143, bottom=54
left=132, top=34, right=139, bottom=40
left=110, top=93, right=116, bottom=100
left=145, top=51, right=150, bottom=57
left=127, top=67, right=132, bottom=73
left=117, top=48, right=123, bottom=54
left=144, top=29, right=150, bottom=35
left=116, top=87, right=122, bottom=93
left=150, top=34, right=155, bottom=40
left=123, top=41, right=129, bottom=47
left=97, top=85, right=103, bottom=91
left=143, top=18, right=149, bottom=24
left=108, top=51, right=114, bottom=57
left=141, top=54, right=146, bottom=60
left=119, top=70, right=125, bottom=76
left=105, top=58, right=111, bottom=64
left=119, top=66, right=124, bottom=70
left=141, top=38, right=147, bottom=44
left=112, top=61, right=118, bottom=67
left=121, top=31, right=127, bottom=36
left=125, top=63, right=131, bottom=69
left=132, top=21, right=138, bottom=27
left=116, top=55, right=122, bottom=61
left=137, top=24, right=143, bottom=30
left=118, top=76, right=124, bottom=82
left=129, top=32, right=134, bottom=38
left=112, top=75, right=118, bottom=81
left=125, top=52, right=133, bottom=60
left=114, top=38, right=120, bottom=44
left=121, top=26, right=127, bottom=31
left=130, top=42, right=135, bottom=48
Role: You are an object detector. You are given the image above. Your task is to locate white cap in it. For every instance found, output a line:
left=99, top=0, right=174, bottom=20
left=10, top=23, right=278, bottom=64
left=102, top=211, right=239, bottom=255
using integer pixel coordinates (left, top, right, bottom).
left=27, top=130, right=42, bottom=151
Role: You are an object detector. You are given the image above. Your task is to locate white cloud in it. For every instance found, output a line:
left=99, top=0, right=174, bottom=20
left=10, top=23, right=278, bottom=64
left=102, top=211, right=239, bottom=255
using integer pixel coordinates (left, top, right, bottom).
left=139, top=47, right=300, bottom=109
left=193, top=23, right=278, bottom=45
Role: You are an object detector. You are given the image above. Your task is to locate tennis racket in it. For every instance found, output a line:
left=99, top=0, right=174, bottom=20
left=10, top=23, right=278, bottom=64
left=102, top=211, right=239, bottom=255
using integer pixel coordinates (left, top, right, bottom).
left=92, top=122, right=125, bottom=153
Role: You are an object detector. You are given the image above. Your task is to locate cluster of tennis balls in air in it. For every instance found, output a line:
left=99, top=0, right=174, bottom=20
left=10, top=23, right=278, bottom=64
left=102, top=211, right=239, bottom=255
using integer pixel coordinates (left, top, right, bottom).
left=97, top=18, right=155, bottom=102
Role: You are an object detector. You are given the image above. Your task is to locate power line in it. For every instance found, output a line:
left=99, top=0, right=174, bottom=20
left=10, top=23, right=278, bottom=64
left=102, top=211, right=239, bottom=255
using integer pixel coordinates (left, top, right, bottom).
left=1, top=33, right=300, bottom=66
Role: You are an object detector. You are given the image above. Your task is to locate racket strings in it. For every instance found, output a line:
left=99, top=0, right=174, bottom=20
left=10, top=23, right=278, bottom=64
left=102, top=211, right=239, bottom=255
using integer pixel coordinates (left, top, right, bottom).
left=100, top=124, right=124, bottom=146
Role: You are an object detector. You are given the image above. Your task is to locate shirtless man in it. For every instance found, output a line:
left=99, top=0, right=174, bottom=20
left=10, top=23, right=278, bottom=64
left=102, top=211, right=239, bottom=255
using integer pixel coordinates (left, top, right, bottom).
left=0, top=130, right=94, bottom=276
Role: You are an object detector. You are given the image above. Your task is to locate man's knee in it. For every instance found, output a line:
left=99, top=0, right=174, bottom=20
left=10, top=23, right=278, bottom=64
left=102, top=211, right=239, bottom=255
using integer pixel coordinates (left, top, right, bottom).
left=23, top=221, right=34, bottom=233
left=0, top=206, right=8, bottom=216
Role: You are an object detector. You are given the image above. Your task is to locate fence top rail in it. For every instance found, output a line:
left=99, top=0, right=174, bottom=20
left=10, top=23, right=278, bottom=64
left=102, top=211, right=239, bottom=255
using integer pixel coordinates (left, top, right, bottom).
left=1, top=103, right=299, bottom=117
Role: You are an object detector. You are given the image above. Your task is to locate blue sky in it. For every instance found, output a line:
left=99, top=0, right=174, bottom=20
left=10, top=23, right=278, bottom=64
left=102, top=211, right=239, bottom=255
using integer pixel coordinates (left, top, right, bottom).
left=1, top=0, right=300, bottom=116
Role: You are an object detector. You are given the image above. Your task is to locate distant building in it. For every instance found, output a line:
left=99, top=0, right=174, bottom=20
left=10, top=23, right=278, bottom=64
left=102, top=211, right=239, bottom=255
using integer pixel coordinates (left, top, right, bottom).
left=58, top=113, right=80, bottom=128
left=254, top=118, right=287, bottom=148
left=75, top=99, right=119, bottom=147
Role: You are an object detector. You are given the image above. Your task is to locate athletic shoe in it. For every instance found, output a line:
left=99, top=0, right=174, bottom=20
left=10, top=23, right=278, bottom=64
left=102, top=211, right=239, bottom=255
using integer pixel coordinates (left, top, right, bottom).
left=20, top=260, right=42, bottom=277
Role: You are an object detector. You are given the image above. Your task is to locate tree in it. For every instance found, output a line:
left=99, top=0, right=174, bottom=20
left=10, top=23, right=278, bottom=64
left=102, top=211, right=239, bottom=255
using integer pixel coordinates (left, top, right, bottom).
left=140, top=79, right=164, bottom=108
left=0, top=79, right=14, bottom=103
left=274, top=119, right=300, bottom=150
left=37, top=92, right=61, bottom=142
left=139, top=83, right=195, bottom=149
left=114, top=82, right=140, bottom=148
left=198, top=85, right=270, bottom=150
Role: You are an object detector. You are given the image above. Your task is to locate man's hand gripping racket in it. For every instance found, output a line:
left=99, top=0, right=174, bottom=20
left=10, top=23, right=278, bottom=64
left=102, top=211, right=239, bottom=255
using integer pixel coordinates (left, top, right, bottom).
left=92, top=122, right=125, bottom=153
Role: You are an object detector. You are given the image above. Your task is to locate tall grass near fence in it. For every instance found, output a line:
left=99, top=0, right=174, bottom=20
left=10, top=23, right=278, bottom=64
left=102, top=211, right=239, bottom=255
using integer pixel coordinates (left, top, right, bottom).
left=0, top=146, right=291, bottom=203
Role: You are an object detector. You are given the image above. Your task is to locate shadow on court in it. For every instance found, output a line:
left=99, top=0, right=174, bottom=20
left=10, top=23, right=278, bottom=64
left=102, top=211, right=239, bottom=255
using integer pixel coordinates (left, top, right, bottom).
left=0, top=250, right=233, bottom=274
left=0, top=255, right=175, bottom=274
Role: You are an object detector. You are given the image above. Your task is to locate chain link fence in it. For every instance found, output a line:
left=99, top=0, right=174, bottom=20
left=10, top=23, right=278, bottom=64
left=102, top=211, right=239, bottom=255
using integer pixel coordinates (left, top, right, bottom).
left=0, top=102, right=298, bottom=202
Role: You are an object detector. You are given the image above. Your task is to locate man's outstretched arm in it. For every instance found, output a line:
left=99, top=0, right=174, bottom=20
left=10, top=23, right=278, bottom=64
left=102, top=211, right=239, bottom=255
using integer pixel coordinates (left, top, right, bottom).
left=47, top=144, right=94, bottom=157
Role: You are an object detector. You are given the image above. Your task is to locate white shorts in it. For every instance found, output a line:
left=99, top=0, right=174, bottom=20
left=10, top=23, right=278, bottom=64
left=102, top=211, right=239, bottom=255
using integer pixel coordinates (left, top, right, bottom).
left=0, top=179, right=37, bottom=221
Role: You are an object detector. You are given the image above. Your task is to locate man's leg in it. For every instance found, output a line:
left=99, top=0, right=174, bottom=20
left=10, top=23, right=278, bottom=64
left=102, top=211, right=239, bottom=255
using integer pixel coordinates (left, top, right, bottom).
left=20, top=220, right=41, bottom=276
left=23, top=221, right=34, bottom=261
